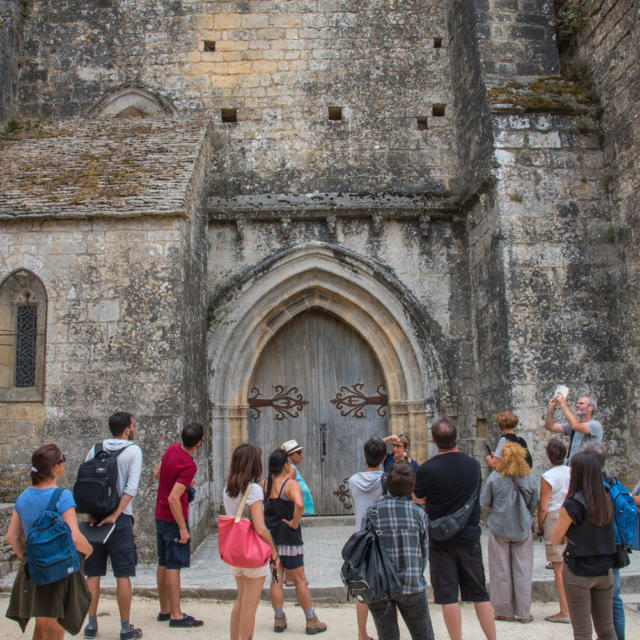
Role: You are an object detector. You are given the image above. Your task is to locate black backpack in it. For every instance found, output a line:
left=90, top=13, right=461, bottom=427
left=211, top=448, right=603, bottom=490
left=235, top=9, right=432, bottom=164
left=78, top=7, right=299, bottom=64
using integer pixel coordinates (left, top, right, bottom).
left=73, top=443, right=125, bottom=518
left=502, top=433, right=533, bottom=468
left=340, top=507, right=402, bottom=604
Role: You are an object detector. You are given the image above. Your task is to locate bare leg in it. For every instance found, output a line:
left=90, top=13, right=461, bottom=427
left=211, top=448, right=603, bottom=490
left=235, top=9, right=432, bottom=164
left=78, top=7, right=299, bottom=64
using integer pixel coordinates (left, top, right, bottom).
left=164, top=568, right=183, bottom=619
left=553, top=561, right=570, bottom=616
left=474, top=601, right=497, bottom=640
left=157, top=565, right=170, bottom=615
left=116, top=576, right=132, bottom=621
left=356, top=599, right=373, bottom=640
left=87, top=576, right=101, bottom=616
left=442, top=603, right=462, bottom=640
left=238, top=575, right=266, bottom=639
left=33, top=618, right=65, bottom=640
left=270, top=566, right=285, bottom=610
left=288, top=566, right=312, bottom=611
left=230, top=576, right=245, bottom=640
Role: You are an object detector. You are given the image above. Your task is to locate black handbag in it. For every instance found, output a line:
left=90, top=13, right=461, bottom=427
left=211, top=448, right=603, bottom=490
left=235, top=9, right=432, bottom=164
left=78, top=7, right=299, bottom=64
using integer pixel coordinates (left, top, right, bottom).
left=428, top=464, right=481, bottom=542
left=340, top=507, right=402, bottom=604
left=612, top=543, right=630, bottom=569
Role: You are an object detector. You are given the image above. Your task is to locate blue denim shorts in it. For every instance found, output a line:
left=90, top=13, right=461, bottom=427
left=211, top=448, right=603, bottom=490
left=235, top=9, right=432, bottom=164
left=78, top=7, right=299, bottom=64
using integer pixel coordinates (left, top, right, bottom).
left=156, top=519, right=191, bottom=569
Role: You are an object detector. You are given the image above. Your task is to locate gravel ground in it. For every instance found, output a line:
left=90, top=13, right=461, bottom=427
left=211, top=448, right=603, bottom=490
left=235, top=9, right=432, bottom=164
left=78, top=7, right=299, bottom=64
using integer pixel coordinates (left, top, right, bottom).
left=2, top=594, right=639, bottom=639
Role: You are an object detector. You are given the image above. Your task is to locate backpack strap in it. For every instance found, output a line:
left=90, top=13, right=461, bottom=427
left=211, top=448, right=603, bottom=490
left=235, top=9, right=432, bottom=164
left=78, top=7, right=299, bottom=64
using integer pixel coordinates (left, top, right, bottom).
left=567, top=430, right=575, bottom=461
left=45, top=487, right=64, bottom=513
left=94, top=442, right=104, bottom=456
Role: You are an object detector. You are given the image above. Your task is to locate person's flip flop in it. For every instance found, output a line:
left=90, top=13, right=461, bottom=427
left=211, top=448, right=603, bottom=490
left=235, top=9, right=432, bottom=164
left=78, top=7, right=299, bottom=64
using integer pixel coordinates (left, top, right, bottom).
left=545, top=614, right=570, bottom=623
left=494, top=616, right=515, bottom=622
left=517, top=616, right=534, bottom=624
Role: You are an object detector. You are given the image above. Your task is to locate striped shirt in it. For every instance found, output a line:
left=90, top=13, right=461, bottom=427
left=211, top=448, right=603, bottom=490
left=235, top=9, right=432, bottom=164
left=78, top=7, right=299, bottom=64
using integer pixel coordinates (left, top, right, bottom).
left=365, top=495, right=428, bottom=594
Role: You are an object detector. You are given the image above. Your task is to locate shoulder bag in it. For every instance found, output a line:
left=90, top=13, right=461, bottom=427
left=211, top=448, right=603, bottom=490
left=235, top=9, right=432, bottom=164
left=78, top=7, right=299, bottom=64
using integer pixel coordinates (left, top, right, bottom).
left=218, top=485, right=271, bottom=568
left=428, top=463, right=481, bottom=541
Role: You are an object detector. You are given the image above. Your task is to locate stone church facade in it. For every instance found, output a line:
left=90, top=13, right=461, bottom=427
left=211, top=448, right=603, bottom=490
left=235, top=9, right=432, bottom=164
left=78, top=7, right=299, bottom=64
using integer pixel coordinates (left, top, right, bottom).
left=0, top=0, right=638, bottom=553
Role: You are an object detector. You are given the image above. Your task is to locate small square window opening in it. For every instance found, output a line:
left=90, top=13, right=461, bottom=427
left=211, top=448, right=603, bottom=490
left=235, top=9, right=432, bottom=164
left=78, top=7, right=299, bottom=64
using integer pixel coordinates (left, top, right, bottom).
left=432, top=104, right=446, bottom=117
left=433, top=37, right=443, bottom=48
left=221, top=108, right=237, bottom=123
left=203, top=41, right=216, bottom=52
left=417, top=117, right=428, bottom=130
left=328, top=106, right=343, bottom=121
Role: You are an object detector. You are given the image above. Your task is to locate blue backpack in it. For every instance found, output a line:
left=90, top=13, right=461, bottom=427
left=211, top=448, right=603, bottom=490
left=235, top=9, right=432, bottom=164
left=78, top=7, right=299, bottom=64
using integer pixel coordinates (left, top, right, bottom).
left=604, top=478, right=637, bottom=548
left=26, top=488, right=80, bottom=585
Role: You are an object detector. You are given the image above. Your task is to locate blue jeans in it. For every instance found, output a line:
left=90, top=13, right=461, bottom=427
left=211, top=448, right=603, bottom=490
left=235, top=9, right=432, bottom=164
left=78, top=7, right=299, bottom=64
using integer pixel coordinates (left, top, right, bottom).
left=368, top=591, right=434, bottom=640
left=613, top=568, right=625, bottom=640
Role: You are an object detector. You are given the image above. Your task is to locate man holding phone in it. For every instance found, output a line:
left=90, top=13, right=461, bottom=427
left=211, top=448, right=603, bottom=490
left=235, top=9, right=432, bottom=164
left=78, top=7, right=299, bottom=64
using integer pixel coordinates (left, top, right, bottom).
left=544, top=392, right=602, bottom=460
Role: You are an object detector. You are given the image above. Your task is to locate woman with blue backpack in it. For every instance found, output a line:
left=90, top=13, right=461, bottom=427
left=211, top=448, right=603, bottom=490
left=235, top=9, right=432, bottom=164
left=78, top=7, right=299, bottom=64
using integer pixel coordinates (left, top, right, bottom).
left=5, top=443, right=93, bottom=640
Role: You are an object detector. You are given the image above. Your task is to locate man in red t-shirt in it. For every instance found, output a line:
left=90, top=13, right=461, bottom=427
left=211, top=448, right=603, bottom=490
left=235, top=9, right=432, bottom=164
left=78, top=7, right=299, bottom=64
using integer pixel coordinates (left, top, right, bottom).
left=153, top=422, right=204, bottom=628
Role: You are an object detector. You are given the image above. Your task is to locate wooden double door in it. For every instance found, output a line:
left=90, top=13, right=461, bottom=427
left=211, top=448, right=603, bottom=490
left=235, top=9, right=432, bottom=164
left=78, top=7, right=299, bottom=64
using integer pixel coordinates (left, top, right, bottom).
left=248, top=309, right=388, bottom=514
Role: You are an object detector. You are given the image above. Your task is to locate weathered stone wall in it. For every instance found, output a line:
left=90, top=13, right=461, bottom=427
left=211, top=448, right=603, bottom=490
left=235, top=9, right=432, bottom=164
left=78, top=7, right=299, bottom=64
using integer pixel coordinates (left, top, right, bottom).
left=468, top=111, right=625, bottom=479
left=16, top=0, right=455, bottom=195
left=0, top=504, right=19, bottom=577
left=205, top=211, right=478, bottom=461
left=474, top=0, right=559, bottom=86
left=0, top=117, right=212, bottom=556
left=0, top=0, right=23, bottom=126
left=575, top=0, right=640, bottom=472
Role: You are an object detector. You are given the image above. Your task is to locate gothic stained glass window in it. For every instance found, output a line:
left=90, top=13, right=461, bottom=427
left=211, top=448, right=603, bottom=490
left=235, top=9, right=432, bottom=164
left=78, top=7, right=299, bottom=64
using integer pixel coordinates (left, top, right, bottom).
left=15, top=305, right=37, bottom=387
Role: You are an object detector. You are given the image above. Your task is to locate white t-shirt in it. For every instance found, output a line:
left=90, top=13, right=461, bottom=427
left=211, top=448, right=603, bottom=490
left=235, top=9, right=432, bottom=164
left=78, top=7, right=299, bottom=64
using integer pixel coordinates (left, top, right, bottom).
left=542, top=464, right=571, bottom=511
left=223, top=482, right=264, bottom=521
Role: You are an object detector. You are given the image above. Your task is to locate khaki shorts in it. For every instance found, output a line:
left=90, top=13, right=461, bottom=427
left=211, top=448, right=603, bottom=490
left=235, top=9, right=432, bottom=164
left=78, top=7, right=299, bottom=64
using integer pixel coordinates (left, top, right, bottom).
left=543, top=509, right=565, bottom=563
left=230, top=563, right=270, bottom=579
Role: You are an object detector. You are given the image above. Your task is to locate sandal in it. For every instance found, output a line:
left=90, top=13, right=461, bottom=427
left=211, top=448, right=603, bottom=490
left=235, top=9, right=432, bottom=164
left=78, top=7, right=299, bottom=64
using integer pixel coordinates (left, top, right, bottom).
left=545, top=614, right=570, bottom=623
left=494, top=616, right=515, bottom=622
left=517, top=616, right=534, bottom=624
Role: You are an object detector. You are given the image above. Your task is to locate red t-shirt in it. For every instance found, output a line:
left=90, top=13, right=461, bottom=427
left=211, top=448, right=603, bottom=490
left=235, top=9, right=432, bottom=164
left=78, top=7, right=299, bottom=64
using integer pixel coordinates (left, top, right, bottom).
left=155, top=443, right=197, bottom=522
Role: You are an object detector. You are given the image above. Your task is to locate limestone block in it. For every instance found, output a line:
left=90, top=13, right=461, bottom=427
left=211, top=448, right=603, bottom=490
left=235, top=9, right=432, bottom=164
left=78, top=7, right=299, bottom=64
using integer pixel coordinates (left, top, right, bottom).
left=270, top=14, right=302, bottom=28
left=494, top=149, right=516, bottom=166
left=213, top=13, right=242, bottom=30
left=494, top=130, right=525, bottom=149
left=241, top=14, right=269, bottom=29
left=528, top=131, right=562, bottom=149
left=251, top=60, right=279, bottom=73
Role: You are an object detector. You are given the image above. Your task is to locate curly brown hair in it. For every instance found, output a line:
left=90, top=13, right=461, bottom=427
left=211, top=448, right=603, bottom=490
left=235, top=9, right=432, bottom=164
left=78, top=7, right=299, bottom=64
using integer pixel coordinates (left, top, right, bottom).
left=496, top=441, right=530, bottom=478
left=495, top=410, right=518, bottom=431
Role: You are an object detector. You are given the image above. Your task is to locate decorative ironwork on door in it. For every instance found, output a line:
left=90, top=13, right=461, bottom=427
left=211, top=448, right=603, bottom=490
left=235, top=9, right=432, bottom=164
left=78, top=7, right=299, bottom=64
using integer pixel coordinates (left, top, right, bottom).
left=248, top=385, right=309, bottom=420
left=333, top=476, right=352, bottom=511
left=330, top=382, right=388, bottom=418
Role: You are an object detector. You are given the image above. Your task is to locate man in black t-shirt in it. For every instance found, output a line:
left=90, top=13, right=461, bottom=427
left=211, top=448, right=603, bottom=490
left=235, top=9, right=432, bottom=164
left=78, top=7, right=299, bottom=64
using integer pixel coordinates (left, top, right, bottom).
left=413, top=417, right=496, bottom=640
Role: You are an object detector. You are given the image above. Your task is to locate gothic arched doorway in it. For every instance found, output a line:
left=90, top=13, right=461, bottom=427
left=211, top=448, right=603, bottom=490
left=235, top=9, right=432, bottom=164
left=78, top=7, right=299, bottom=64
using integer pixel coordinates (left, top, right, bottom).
left=248, top=308, right=388, bottom=514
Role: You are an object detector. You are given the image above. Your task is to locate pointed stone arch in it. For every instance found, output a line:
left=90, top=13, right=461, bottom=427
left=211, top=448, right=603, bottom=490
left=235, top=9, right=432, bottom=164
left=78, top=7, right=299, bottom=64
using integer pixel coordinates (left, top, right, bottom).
left=85, top=83, right=176, bottom=119
left=207, top=244, right=451, bottom=498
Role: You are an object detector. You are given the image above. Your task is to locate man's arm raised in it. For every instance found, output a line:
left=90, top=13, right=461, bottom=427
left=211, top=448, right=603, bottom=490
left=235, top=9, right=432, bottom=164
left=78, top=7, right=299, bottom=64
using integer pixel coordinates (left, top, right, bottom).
left=557, top=394, right=591, bottom=434
left=544, top=395, right=566, bottom=434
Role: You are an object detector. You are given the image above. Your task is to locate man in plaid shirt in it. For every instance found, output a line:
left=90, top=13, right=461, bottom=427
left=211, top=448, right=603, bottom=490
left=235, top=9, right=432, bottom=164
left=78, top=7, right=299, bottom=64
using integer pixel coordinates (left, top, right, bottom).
left=365, top=462, right=434, bottom=640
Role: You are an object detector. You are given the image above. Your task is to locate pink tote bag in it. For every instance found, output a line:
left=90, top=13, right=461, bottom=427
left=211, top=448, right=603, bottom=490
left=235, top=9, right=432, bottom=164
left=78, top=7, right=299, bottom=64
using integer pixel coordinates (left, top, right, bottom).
left=218, top=485, right=270, bottom=568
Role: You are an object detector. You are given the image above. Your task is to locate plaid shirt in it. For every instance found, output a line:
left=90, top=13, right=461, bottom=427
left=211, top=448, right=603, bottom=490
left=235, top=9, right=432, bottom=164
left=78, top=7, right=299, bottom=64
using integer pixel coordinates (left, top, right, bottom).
left=365, top=495, right=428, bottom=594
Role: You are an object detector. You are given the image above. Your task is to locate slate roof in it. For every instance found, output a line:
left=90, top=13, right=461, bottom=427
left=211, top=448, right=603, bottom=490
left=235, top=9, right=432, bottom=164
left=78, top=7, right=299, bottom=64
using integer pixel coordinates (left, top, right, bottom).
left=0, top=116, right=210, bottom=219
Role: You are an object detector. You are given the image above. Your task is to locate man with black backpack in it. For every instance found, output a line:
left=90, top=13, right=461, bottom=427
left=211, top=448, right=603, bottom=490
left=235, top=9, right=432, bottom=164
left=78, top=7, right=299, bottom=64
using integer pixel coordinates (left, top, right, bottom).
left=78, top=412, right=143, bottom=640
